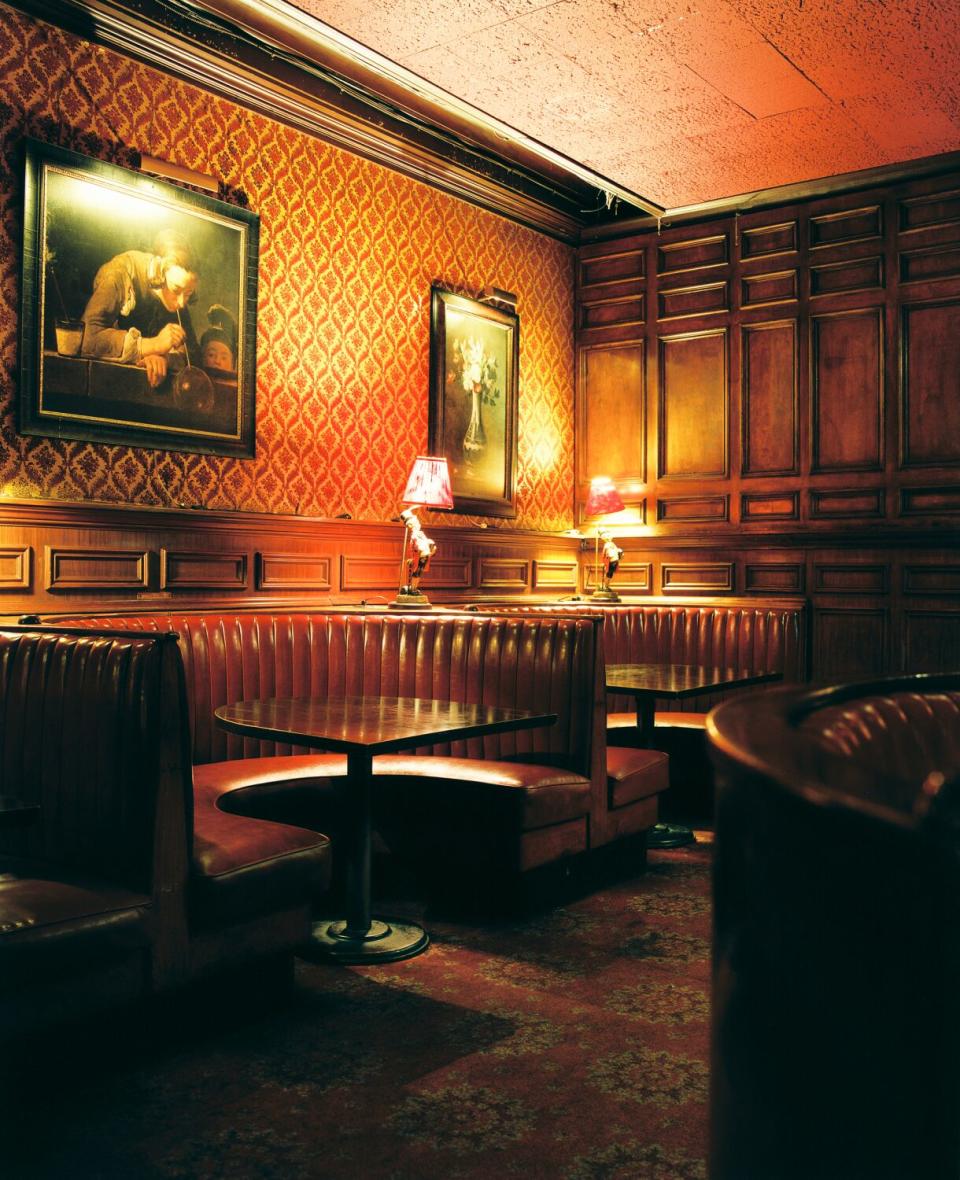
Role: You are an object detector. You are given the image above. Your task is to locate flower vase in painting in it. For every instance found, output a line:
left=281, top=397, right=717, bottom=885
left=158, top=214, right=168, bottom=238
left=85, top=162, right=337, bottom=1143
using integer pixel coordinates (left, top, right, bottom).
left=454, top=336, right=498, bottom=468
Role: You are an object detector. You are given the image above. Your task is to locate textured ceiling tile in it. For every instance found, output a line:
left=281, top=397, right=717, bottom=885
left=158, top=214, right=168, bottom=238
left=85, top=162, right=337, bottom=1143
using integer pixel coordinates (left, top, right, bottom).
left=690, top=41, right=826, bottom=118
left=647, top=0, right=763, bottom=60
left=604, top=137, right=730, bottom=208
left=617, top=0, right=696, bottom=39
left=682, top=103, right=884, bottom=196
left=642, top=0, right=826, bottom=116
left=299, top=0, right=506, bottom=58
left=843, top=91, right=960, bottom=156
left=518, top=0, right=653, bottom=61
left=288, top=0, right=960, bottom=210
left=729, top=0, right=960, bottom=102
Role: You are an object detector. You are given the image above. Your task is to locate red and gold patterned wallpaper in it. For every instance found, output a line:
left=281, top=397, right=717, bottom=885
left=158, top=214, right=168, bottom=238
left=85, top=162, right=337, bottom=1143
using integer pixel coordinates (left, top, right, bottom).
left=0, top=5, right=575, bottom=531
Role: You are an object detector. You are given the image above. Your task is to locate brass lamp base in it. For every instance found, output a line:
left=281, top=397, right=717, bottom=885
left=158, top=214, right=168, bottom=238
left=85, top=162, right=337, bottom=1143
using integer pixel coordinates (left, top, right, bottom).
left=591, top=588, right=621, bottom=602
left=389, top=588, right=433, bottom=611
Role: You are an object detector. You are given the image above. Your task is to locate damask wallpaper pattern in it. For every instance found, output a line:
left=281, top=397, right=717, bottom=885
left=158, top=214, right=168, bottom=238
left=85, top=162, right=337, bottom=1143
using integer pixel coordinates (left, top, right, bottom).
left=0, top=5, right=575, bottom=531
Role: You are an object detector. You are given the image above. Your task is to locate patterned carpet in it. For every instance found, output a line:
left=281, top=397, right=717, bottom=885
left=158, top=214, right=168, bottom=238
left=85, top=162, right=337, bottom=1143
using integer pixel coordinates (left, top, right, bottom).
left=8, top=838, right=712, bottom=1179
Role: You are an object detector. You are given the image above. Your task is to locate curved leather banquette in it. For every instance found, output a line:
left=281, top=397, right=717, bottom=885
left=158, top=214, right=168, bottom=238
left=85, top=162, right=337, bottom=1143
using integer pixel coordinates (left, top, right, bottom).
left=48, top=611, right=668, bottom=880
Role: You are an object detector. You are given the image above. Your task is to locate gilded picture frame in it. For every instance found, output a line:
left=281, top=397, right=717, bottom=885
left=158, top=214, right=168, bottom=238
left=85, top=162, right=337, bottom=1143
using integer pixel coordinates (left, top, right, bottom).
left=428, top=286, right=518, bottom=518
left=19, top=138, right=258, bottom=457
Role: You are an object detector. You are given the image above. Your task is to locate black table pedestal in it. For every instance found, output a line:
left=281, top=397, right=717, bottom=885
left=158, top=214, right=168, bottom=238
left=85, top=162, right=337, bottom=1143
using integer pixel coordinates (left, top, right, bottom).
left=306, top=916, right=429, bottom=964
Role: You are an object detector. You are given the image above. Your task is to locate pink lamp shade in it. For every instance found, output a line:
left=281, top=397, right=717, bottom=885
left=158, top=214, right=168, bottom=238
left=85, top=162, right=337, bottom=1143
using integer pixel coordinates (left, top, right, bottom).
left=585, top=475, right=624, bottom=517
left=402, top=455, right=454, bottom=510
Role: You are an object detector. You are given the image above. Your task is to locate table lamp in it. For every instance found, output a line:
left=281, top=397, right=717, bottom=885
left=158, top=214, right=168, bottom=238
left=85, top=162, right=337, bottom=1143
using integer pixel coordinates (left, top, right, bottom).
left=390, top=455, right=454, bottom=610
left=586, top=475, right=625, bottom=601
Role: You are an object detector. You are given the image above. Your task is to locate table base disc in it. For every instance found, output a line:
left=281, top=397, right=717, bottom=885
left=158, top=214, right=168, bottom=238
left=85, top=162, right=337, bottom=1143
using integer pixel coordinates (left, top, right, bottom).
left=302, top=916, right=429, bottom=964
left=648, top=822, right=696, bottom=850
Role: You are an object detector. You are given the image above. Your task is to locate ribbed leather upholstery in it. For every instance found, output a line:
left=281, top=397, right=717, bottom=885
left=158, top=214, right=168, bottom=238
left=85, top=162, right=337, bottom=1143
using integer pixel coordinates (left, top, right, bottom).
left=707, top=673, right=960, bottom=1179
left=473, top=600, right=806, bottom=719
left=0, top=630, right=169, bottom=891
left=0, top=628, right=332, bottom=997
left=799, top=690, right=960, bottom=810
left=51, top=610, right=670, bottom=870
left=0, top=631, right=163, bottom=983
left=57, top=613, right=596, bottom=773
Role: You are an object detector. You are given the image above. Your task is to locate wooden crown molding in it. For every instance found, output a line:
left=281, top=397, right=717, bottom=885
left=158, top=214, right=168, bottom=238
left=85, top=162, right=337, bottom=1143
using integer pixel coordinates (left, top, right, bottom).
left=582, top=149, right=960, bottom=241
left=7, top=0, right=632, bottom=242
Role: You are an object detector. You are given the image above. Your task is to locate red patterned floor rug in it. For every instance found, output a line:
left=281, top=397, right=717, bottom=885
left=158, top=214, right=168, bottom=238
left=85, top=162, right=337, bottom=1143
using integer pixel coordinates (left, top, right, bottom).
left=7, top=837, right=712, bottom=1180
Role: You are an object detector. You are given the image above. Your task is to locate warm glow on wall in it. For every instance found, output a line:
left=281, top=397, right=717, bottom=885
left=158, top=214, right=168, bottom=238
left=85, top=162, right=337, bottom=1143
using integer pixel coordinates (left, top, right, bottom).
left=0, top=6, right=576, bottom=530
left=528, top=418, right=563, bottom=474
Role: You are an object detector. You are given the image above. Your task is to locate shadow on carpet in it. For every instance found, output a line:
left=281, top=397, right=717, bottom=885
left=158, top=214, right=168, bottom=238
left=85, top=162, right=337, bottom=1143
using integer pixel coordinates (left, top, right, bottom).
left=5, top=839, right=712, bottom=1180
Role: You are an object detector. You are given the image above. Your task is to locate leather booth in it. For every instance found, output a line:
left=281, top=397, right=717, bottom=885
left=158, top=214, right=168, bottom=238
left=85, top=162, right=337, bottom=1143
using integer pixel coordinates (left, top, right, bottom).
left=469, top=597, right=807, bottom=817
left=0, top=627, right=332, bottom=1032
left=44, top=611, right=669, bottom=893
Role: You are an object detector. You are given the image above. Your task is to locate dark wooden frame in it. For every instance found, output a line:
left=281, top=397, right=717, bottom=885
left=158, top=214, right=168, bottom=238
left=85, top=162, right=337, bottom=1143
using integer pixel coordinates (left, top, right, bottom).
left=429, top=286, right=518, bottom=518
left=19, top=138, right=259, bottom=458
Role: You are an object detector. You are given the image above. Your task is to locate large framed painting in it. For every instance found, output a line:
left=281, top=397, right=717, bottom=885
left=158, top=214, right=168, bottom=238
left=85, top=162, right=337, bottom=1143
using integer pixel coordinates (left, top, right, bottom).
left=429, top=286, right=518, bottom=518
left=19, top=138, right=258, bottom=457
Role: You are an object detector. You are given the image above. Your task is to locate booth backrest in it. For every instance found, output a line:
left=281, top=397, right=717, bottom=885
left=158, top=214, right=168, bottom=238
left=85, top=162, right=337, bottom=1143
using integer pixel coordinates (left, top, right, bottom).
left=470, top=598, right=807, bottom=711
left=0, top=628, right=186, bottom=894
left=51, top=612, right=598, bottom=776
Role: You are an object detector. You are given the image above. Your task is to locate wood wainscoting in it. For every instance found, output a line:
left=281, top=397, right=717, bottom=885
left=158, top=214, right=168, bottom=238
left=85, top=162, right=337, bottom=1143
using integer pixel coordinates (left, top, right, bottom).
left=3, top=497, right=957, bottom=681
left=576, top=163, right=960, bottom=683
left=0, top=497, right=583, bottom=621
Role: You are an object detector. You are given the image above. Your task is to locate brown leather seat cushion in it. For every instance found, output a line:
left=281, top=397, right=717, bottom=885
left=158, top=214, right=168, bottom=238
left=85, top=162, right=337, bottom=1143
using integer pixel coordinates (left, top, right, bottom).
left=373, top=755, right=592, bottom=830
left=606, top=746, right=670, bottom=808
left=197, top=752, right=594, bottom=832
left=190, top=777, right=333, bottom=928
left=608, top=710, right=707, bottom=731
left=0, top=863, right=150, bottom=982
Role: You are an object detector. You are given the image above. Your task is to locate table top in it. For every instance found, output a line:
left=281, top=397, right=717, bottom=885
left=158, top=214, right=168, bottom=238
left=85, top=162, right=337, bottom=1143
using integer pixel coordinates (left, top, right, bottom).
left=606, top=662, right=783, bottom=699
left=215, top=694, right=558, bottom=755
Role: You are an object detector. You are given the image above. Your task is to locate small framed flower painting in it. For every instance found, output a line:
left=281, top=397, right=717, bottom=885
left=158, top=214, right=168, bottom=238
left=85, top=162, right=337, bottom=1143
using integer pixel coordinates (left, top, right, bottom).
left=429, top=286, right=518, bottom=518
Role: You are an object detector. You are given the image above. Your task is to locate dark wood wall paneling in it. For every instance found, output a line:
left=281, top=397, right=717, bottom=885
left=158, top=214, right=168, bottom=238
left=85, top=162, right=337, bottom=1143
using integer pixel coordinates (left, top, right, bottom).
left=576, top=169, right=960, bottom=680
left=0, top=499, right=581, bottom=622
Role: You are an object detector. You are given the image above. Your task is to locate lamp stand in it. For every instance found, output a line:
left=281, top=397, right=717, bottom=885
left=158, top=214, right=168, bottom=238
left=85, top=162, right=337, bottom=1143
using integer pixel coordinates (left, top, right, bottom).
left=590, top=527, right=621, bottom=602
left=390, top=517, right=432, bottom=610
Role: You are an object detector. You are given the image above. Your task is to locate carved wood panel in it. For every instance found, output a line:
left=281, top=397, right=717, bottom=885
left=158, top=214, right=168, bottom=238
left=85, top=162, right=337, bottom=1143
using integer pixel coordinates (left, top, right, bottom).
left=575, top=166, right=960, bottom=686
left=583, top=561, right=652, bottom=594
left=47, top=547, right=150, bottom=591
left=813, top=609, right=888, bottom=679
left=477, top=557, right=530, bottom=591
left=256, top=553, right=333, bottom=592
left=532, top=559, right=578, bottom=591
left=161, top=550, right=247, bottom=590
left=740, top=221, right=797, bottom=258
left=903, top=611, right=960, bottom=672
left=742, top=320, right=798, bottom=476
left=900, top=300, right=960, bottom=467
left=658, top=329, right=728, bottom=478
left=744, top=563, right=805, bottom=594
left=579, top=343, right=646, bottom=487
left=660, top=562, right=735, bottom=594
left=811, top=309, right=883, bottom=472
left=0, top=547, right=31, bottom=590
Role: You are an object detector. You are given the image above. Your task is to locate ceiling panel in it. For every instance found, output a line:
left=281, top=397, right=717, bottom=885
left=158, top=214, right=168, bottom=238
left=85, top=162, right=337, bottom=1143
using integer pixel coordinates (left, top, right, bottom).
left=290, top=0, right=960, bottom=212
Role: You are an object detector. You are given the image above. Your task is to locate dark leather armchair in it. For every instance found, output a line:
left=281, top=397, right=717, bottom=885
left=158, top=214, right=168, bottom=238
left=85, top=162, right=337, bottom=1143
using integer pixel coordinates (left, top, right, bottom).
left=706, top=672, right=960, bottom=1180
